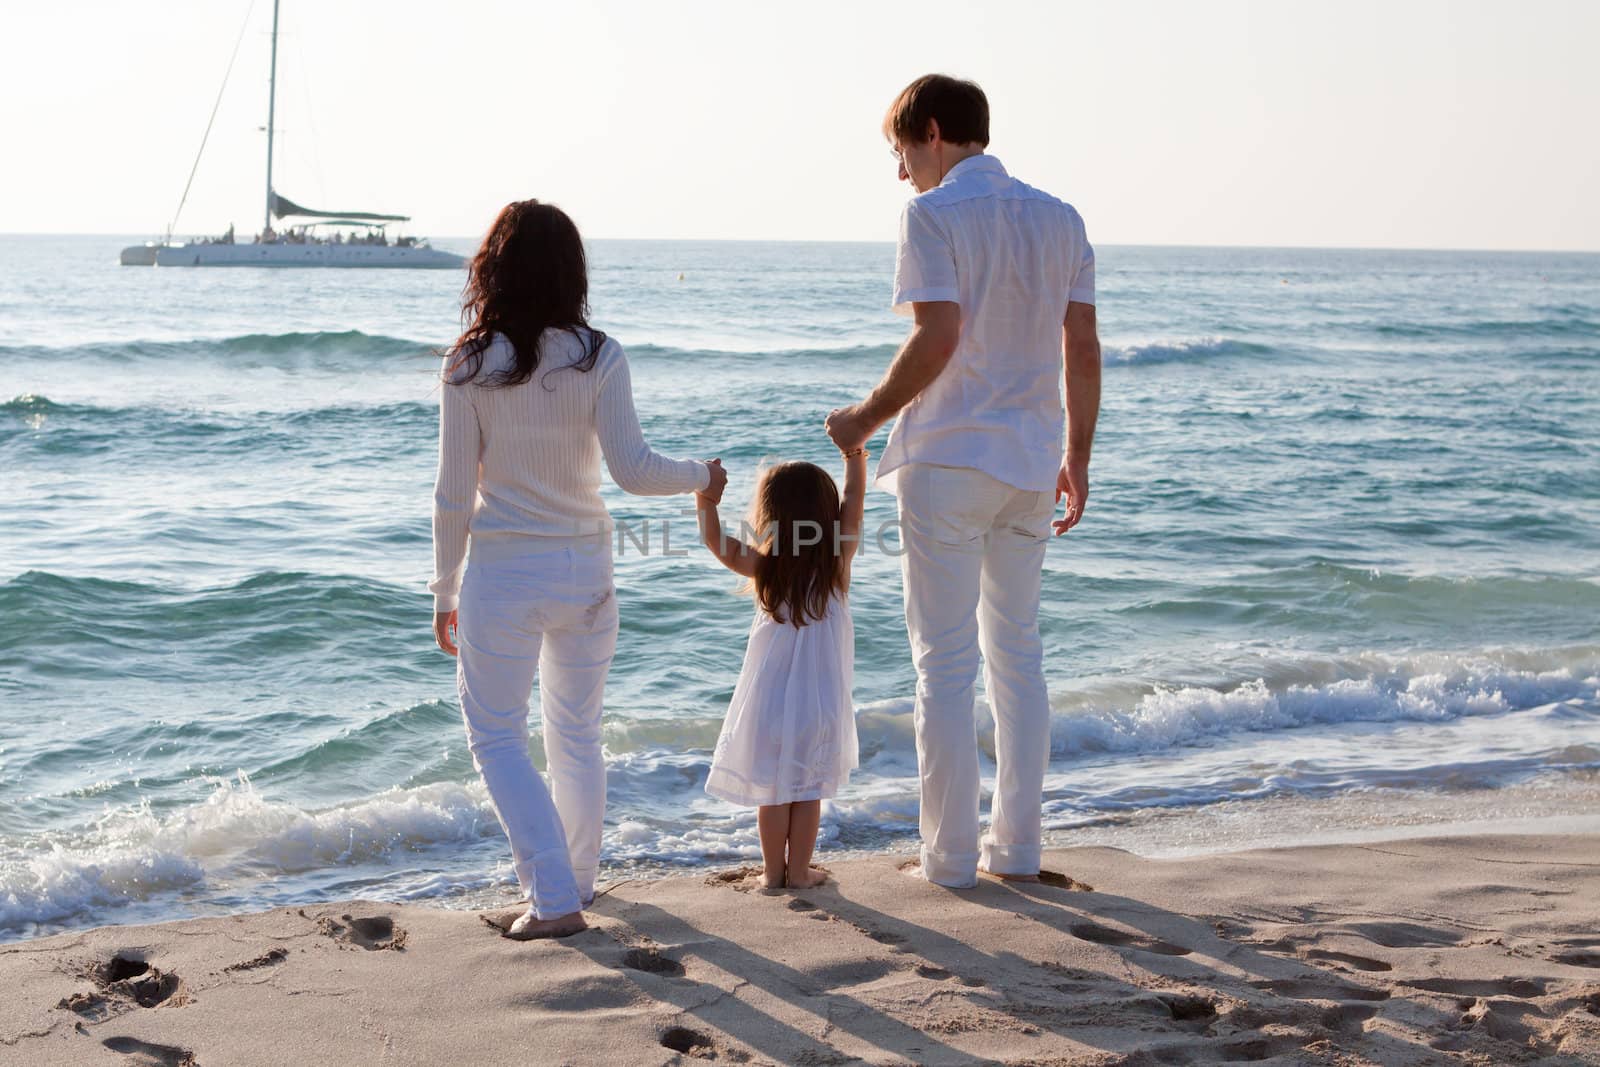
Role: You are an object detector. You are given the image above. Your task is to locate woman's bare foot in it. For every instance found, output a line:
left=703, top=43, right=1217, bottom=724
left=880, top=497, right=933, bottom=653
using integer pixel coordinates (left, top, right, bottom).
left=504, top=908, right=587, bottom=940
left=787, top=865, right=829, bottom=889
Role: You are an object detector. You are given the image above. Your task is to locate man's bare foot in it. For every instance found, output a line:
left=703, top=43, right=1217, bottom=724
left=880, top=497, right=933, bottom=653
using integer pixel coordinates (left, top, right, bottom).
left=787, top=865, right=829, bottom=889
left=758, top=870, right=786, bottom=890
left=504, top=908, right=587, bottom=940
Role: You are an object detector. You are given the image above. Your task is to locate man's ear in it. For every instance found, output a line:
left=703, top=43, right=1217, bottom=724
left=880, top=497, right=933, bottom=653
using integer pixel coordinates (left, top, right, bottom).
left=925, top=117, right=942, bottom=144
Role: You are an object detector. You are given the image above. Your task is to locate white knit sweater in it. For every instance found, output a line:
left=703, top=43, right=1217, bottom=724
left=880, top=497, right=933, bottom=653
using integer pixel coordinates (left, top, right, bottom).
left=429, top=328, right=709, bottom=611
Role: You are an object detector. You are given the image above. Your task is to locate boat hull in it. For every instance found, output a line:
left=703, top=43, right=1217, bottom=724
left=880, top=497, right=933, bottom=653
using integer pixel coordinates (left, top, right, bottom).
left=120, top=244, right=160, bottom=266
left=149, top=243, right=463, bottom=269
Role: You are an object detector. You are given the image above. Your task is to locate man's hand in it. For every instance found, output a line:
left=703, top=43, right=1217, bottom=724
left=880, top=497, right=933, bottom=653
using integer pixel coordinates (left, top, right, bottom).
left=825, top=406, right=873, bottom=452
left=1053, top=457, right=1089, bottom=535
left=434, top=610, right=459, bottom=656
left=699, top=458, right=728, bottom=504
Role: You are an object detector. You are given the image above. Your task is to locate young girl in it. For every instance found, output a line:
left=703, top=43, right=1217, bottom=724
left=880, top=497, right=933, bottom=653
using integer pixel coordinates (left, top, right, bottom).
left=697, top=446, right=867, bottom=889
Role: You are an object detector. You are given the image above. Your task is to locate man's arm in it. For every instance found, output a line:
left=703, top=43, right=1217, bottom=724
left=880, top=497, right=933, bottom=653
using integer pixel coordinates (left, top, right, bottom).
left=825, top=300, right=960, bottom=450
left=1055, top=300, right=1101, bottom=535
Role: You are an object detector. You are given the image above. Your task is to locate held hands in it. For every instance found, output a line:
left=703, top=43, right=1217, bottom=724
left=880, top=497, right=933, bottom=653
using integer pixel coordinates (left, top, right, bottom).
left=1053, top=456, right=1089, bottom=536
left=698, top=458, right=728, bottom=505
left=825, top=405, right=873, bottom=453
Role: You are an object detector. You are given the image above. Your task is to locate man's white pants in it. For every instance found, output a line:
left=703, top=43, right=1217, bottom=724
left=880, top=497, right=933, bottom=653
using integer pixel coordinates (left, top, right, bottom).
left=897, top=463, right=1054, bottom=888
left=456, top=541, right=616, bottom=919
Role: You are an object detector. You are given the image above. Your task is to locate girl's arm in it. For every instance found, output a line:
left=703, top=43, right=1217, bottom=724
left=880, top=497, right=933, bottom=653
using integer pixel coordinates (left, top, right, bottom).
left=697, top=487, right=757, bottom=578
left=838, top=446, right=868, bottom=564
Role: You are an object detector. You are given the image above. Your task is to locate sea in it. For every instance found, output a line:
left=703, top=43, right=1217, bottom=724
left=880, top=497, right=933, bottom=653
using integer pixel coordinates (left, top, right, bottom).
left=2, top=235, right=1597, bottom=942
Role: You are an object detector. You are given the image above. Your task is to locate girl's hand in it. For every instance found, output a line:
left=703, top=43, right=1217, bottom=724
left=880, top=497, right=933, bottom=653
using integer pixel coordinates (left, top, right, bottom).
left=825, top=406, right=872, bottom=452
left=434, top=610, right=459, bottom=656
left=699, top=458, right=728, bottom=504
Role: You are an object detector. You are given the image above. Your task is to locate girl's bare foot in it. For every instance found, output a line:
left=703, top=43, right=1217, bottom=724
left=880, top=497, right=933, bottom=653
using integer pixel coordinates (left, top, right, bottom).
left=505, top=908, right=587, bottom=940
left=787, top=865, right=829, bottom=889
left=758, top=869, right=786, bottom=890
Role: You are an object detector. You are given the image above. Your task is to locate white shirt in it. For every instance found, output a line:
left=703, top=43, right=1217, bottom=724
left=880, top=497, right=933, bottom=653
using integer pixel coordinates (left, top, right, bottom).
left=878, top=154, right=1095, bottom=494
left=430, top=329, right=709, bottom=611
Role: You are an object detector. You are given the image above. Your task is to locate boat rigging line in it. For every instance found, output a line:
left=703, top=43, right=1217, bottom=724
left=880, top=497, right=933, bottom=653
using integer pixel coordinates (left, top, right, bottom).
left=167, top=0, right=258, bottom=242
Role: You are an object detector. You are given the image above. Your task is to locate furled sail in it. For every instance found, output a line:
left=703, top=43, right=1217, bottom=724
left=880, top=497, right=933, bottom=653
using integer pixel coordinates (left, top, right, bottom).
left=269, top=191, right=409, bottom=223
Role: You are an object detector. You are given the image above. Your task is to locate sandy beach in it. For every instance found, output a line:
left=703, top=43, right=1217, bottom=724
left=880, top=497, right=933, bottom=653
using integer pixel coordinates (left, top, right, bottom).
left=4, top=832, right=1597, bottom=1066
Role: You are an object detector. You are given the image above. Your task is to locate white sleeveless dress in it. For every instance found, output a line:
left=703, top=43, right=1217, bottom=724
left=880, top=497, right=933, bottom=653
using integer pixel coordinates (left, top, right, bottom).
left=705, top=592, right=858, bottom=807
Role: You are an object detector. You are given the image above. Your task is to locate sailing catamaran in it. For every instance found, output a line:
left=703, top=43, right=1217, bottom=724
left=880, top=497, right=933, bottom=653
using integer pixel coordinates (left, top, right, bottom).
left=121, top=0, right=462, bottom=269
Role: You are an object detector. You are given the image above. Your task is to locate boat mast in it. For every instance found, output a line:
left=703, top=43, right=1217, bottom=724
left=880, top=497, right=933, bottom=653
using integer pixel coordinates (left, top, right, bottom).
left=263, top=0, right=280, bottom=234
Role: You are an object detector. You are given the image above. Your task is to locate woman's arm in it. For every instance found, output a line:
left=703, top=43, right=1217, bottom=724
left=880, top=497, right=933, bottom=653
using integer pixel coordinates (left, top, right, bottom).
left=697, top=467, right=757, bottom=578
left=597, top=343, right=713, bottom=496
left=429, top=378, right=480, bottom=653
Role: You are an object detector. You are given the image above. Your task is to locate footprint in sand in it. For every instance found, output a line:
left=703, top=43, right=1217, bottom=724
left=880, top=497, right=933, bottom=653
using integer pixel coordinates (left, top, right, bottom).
left=89, top=956, right=187, bottom=1009
left=223, top=947, right=289, bottom=973
left=705, top=866, right=765, bottom=893
left=1070, top=921, right=1191, bottom=956
left=620, top=946, right=687, bottom=978
left=102, top=1036, right=198, bottom=1067
left=316, top=913, right=407, bottom=951
left=1250, top=977, right=1391, bottom=1002
left=1339, top=921, right=1465, bottom=949
left=1156, top=993, right=1219, bottom=1029
left=1552, top=945, right=1600, bottom=968
left=659, top=1026, right=716, bottom=1056
left=1303, top=948, right=1394, bottom=973
left=914, top=963, right=986, bottom=987
left=1400, top=976, right=1548, bottom=999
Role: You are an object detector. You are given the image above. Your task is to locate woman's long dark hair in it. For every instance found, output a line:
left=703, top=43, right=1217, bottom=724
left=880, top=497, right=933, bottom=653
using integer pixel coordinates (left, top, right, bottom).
left=747, top=461, right=845, bottom=627
left=444, top=199, right=606, bottom=386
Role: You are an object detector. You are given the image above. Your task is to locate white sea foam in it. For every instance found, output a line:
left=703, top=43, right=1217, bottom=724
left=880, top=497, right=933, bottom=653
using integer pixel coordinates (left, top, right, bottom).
left=1102, top=337, right=1267, bottom=365
left=0, top=774, right=498, bottom=929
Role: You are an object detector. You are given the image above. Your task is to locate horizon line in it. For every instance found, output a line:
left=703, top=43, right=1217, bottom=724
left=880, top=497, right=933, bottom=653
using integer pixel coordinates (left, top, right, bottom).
left=4, top=232, right=1600, bottom=257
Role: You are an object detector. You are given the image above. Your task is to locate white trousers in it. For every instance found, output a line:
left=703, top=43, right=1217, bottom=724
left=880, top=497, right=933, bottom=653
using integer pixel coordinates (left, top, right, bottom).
left=456, top=541, right=617, bottom=919
left=897, top=463, right=1055, bottom=887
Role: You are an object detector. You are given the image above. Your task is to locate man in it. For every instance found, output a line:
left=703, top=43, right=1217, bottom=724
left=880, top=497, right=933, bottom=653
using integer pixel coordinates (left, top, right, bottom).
left=826, top=74, right=1100, bottom=888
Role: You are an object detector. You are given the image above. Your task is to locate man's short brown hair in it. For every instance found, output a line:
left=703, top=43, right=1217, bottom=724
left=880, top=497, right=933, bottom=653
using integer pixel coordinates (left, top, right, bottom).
left=882, top=74, right=990, bottom=148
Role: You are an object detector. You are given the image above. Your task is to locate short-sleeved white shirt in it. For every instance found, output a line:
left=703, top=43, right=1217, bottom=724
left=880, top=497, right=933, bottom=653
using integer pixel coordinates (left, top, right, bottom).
left=878, top=154, right=1095, bottom=494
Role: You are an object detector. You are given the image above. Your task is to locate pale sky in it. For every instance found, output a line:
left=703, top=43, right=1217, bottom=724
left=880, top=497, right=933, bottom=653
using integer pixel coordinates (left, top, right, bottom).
left=3, top=0, right=1597, bottom=249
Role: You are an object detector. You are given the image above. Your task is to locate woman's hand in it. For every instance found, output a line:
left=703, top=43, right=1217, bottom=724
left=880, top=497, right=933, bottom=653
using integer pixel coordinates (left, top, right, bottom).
left=699, top=458, right=728, bottom=505
left=434, top=610, right=459, bottom=656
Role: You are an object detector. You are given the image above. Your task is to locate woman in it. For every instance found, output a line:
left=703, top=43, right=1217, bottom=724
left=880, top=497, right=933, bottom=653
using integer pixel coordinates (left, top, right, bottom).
left=430, top=200, right=726, bottom=939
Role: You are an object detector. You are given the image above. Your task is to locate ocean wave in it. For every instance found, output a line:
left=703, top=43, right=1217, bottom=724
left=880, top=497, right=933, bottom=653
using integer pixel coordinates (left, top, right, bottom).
left=628, top=341, right=899, bottom=363
left=537, top=645, right=1600, bottom=770
left=0, top=570, right=424, bottom=678
left=3, top=394, right=434, bottom=451
left=0, top=329, right=440, bottom=365
left=1372, top=318, right=1600, bottom=341
left=1043, top=652, right=1593, bottom=758
left=0, top=774, right=497, bottom=930
left=3, top=647, right=1595, bottom=932
left=1102, top=337, right=1273, bottom=365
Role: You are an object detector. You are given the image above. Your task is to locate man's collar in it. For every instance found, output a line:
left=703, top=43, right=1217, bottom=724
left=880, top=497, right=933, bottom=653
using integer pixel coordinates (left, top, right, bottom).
left=940, top=153, right=1006, bottom=187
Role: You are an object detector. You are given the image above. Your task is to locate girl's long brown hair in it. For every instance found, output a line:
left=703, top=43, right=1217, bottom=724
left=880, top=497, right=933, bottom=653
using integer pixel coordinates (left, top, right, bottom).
left=444, top=199, right=605, bottom=387
left=748, top=461, right=845, bottom=627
